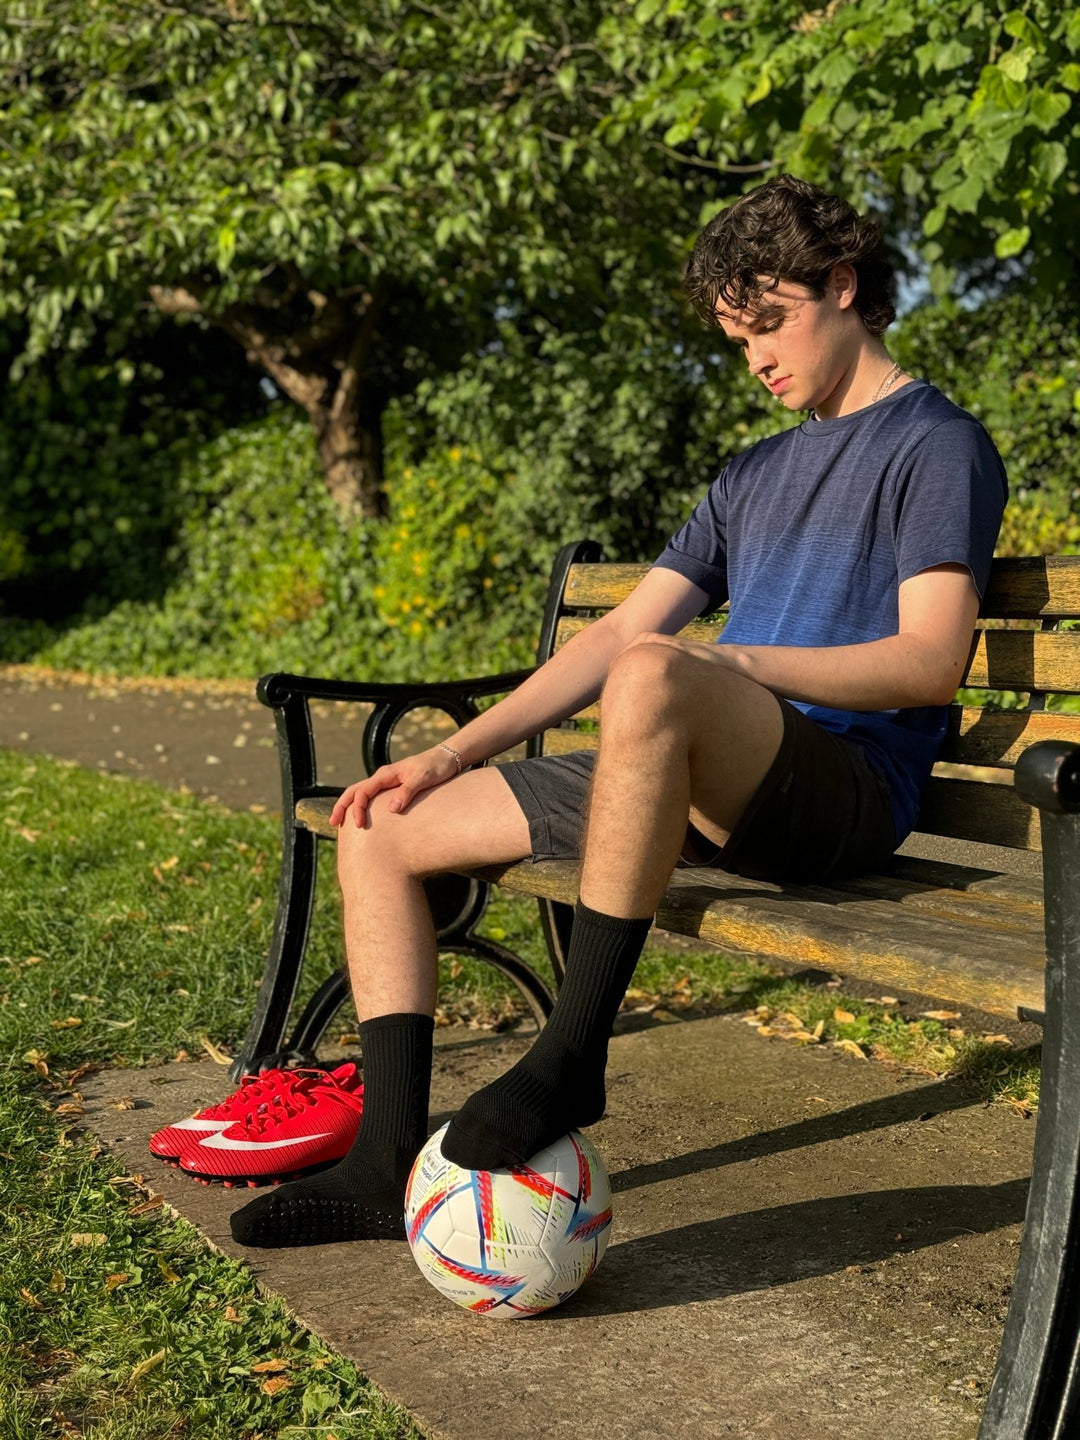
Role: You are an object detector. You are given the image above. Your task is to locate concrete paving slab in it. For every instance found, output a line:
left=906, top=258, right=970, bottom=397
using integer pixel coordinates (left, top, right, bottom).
left=79, top=1014, right=1032, bottom=1440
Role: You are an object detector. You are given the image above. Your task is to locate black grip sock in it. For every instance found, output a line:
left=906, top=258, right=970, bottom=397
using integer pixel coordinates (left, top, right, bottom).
left=230, top=1012, right=434, bottom=1247
left=441, top=903, right=651, bottom=1170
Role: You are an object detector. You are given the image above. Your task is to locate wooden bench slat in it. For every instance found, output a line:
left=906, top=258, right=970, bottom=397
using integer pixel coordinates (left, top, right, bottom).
left=565, top=555, right=1080, bottom=620
left=472, top=859, right=1046, bottom=1020
left=981, top=555, right=1080, bottom=618
left=917, top=776, right=1039, bottom=850
left=964, top=630, right=1080, bottom=692
left=940, top=708, right=1080, bottom=767
left=555, top=615, right=1080, bottom=693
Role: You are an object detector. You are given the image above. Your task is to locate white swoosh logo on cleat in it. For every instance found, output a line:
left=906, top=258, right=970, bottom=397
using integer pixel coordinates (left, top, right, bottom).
left=170, top=1118, right=232, bottom=1131
left=199, top=1130, right=334, bottom=1150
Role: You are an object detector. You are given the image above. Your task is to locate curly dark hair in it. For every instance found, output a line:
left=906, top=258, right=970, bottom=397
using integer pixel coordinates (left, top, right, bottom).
left=685, top=176, right=897, bottom=336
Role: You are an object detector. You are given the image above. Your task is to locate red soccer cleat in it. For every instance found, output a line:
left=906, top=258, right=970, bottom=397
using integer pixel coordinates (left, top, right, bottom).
left=149, top=1063, right=361, bottom=1164
left=175, top=1076, right=367, bottom=1186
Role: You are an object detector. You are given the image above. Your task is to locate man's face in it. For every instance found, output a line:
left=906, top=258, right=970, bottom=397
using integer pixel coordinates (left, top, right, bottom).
left=716, top=269, right=860, bottom=418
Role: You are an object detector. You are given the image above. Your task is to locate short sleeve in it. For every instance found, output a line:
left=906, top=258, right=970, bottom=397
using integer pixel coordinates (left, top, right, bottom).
left=653, top=470, right=729, bottom=609
left=893, top=418, right=1007, bottom=597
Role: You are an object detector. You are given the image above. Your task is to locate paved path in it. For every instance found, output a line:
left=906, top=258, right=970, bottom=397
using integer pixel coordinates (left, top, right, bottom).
left=85, top=1016, right=1028, bottom=1440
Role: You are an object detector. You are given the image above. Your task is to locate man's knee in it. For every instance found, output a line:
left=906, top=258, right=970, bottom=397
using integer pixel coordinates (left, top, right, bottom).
left=336, top=791, right=418, bottom=882
left=602, top=634, right=694, bottom=722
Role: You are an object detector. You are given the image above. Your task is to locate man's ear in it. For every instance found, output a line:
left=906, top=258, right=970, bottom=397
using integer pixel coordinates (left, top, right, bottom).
left=831, top=262, right=858, bottom=311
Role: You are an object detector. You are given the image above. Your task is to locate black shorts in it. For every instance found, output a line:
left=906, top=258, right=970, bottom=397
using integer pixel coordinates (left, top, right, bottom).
left=495, top=699, right=897, bottom=884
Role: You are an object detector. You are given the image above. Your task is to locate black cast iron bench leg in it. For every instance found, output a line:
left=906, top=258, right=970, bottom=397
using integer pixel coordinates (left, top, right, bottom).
left=978, top=741, right=1080, bottom=1439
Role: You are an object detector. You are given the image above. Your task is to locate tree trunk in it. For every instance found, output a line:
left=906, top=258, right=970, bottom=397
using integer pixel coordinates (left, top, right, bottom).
left=149, top=278, right=389, bottom=521
left=314, top=402, right=386, bottom=521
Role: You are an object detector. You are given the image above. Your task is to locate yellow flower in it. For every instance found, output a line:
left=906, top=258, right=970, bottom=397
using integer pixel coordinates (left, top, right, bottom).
left=373, top=585, right=386, bottom=599
left=409, top=619, right=424, bottom=636
left=401, top=600, right=412, bottom=612
left=449, top=447, right=462, bottom=462
left=455, top=524, right=470, bottom=539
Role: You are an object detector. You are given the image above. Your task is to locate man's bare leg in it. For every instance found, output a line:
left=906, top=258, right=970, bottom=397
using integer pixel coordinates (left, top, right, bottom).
left=442, top=636, right=786, bottom=1170
left=230, top=766, right=532, bottom=1247
left=334, top=766, right=533, bottom=1019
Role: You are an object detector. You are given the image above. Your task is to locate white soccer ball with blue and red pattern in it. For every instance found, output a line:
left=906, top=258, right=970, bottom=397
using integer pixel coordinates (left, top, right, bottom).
left=404, top=1124, right=612, bottom=1319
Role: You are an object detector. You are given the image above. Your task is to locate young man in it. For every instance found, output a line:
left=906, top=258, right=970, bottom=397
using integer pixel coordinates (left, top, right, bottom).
left=229, top=175, right=1007, bottom=1248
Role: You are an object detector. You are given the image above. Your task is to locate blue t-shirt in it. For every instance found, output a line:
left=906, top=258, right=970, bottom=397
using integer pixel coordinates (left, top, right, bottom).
left=653, top=380, right=1008, bottom=843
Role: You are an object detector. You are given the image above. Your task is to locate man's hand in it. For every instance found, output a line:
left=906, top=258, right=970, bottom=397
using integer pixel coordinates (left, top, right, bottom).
left=329, top=744, right=460, bottom=828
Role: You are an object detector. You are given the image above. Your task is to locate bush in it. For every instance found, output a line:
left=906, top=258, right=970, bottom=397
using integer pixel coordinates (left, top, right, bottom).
left=0, top=315, right=266, bottom=619
left=6, top=409, right=546, bottom=681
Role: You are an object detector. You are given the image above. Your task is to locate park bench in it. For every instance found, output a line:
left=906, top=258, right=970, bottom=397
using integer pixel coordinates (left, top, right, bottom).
left=234, top=539, right=1080, bottom=1440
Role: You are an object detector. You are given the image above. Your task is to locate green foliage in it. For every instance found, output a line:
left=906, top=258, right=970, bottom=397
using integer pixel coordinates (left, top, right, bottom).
left=0, top=0, right=713, bottom=353
left=0, top=1081, right=421, bottom=1439
left=892, top=290, right=1080, bottom=510
left=0, top=316, right=265, bottom=616
left=609, top=0, right=1080, bottom=297
left=373, top=445, right=542, bottom=668
left=2, top=408, right=548, bottom=680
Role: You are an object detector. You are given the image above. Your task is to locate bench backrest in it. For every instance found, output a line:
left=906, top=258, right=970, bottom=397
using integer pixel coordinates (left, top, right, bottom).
left=535, top=547, right=1080, bottom=853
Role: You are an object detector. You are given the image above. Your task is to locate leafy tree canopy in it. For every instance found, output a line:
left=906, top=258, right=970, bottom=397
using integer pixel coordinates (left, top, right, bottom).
left=608, top=0, right=1080, bottom=297
left=0, top=0, right=723, bottom=515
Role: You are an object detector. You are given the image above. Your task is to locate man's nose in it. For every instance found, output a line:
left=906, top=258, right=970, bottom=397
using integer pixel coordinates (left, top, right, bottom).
left=746, top=339, right=773, bottom=376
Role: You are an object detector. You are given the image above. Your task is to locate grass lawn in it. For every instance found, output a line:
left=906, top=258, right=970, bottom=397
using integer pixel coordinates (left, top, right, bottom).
left=0, top=748, right=1041, bottom=1437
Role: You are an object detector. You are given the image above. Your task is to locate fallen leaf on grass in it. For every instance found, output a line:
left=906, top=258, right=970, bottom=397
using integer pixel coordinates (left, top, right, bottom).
left=261, top=1377, right=293, bottom=1396
left=833, top=1008, right=857, bottom=1024
left=980, top=1034, right=1013, bottom=1045
left=129, top=1349, right=166, bottom=1383
left=65, top=1063, right=101, bottom=1086
left=200, top=1036, right=234, bottom=1065
left=101, top=1018, right=137, bottom=1029
left=104, top=1273, right=129, bottom=1292
left=51, top=1017, right=82, bottom=1029
left=158, top=1259, right=181, bottom=1284
left=23, top=1049, right=48, bottom=1077
left=337, top=1032, right=361, bottom=1045
left=224, top=1305, right=244, bottom=1323
left=129, top=1194, right=164, bottom=1216
left=70, top=1233, right=107, bottom=1248
left=47, top=1272, right=66, bottom=1293
left=252, top=1358, right=291, bottom=1373
left=920, top=1010, right=962, bottom=1022
left=19, top=1288, right=43, bottom=1309
left=832, top=1038, right=868, bottom=1060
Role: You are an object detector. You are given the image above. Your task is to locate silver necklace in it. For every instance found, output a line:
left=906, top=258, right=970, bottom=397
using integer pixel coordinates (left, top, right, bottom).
left=871, top=361, right=905, bottom=404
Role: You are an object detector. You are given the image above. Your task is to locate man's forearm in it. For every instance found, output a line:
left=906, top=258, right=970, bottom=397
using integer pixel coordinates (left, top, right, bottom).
left=725, top=632, right=968, bottom=710
left=446, top=617, right=628, bottom=765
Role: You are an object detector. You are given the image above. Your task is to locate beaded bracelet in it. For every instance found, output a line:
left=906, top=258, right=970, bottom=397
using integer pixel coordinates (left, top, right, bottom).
left=437, top=741, right=464, bottom=774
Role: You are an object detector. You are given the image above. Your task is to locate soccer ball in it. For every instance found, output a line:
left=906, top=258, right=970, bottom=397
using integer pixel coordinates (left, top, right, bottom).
left=404, top=1124, right=613, bottom=1319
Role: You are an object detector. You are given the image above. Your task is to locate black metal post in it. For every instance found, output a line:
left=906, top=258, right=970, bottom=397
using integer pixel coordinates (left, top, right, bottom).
left=526, top=538, right=604, bottom=984
left=231, top=689, right=320, bottom=1080
left=978, top=740, right=1080, bottom=1439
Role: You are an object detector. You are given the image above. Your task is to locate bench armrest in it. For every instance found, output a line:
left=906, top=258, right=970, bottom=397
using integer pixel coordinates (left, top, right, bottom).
left=1014, top=739, right=1080, bottom=814
left=256, top=667, right=535, bottom=710
left=255, top=666, right=537, bottom=796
